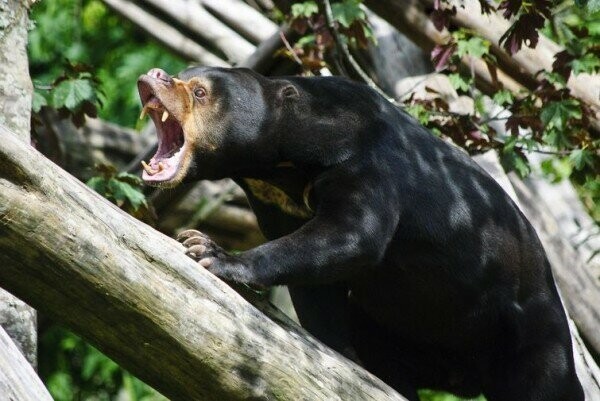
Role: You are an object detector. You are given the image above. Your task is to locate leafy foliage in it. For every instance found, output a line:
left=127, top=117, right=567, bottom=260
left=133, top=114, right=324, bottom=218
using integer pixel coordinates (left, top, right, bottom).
left=419, top=389, right=485, bottom=401
left=282, top=0, right=374, bottom=73
left=40, top=325, right=167, bottom=401
left=33, top=60, right=102, bottom=127
left=86, top=164, right=155, bottom=223
left=28, top=0, right=187, bottom=128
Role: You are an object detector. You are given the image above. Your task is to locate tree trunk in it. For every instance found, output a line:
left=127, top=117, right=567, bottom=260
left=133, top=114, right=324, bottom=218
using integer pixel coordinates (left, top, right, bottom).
left=0, top=0, right=37, bottom=367
left=0, top=124, right=406, bottom=401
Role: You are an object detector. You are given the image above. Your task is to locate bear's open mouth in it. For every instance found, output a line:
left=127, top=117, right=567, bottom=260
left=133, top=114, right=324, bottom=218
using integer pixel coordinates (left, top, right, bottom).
left=138, top=83, right=185, bottom=183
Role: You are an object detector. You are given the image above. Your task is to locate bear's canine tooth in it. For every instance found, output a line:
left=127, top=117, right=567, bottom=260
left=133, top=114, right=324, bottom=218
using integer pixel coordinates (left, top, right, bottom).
left=141, top=160, right=158, bottom=175
left=139, top=107, right=148, bottom=120
left=161, top=110, right=169, bottom=122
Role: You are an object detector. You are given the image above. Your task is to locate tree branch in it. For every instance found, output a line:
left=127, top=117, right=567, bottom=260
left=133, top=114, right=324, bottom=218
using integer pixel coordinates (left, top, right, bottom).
left=140, top=0, right=255, bottom=64
left=0, top=123, right=406, bottom=401
left=364, top=0, right=523, bottom=95
left=101, top=0, right=229, bottom=66
left=0, top=326, right=52, bottom=401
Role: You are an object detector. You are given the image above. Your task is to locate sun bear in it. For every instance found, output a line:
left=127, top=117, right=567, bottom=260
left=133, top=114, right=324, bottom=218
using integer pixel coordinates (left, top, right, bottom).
left=137, top=66, right=583, bottom=401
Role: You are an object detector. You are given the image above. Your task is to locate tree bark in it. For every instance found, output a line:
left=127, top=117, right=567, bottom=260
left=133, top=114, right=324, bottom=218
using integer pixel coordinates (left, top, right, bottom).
left=0, top=0, right=38, bottom=367
left=0, top=123, right=406, bottom=401
left=0, top=326, right=52, bottom=401
left=370, top=0, right=600, bottom=130
left=101, top=0, right=229, bottom=66
left=140, top=0, right=256, bottom=64
left=364, top=0, right=523, bottom=95
left=200, top=0, right=278, bottom=45
left=441, top=0, right=600, bottom=122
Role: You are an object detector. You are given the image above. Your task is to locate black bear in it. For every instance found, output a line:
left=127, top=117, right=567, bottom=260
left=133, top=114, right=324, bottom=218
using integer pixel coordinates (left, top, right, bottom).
left=137, top=66, right=584, bottom=401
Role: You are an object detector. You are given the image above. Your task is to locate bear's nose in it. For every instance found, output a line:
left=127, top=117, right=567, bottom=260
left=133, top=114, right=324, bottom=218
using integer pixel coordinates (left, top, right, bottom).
left=147, top=68, right=173, bottom=84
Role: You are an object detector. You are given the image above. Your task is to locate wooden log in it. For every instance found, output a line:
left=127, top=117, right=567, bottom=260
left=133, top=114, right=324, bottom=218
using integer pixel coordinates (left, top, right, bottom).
left=442, top=0, right=600, bottom=122
left=101, top=0, right=229, bottom=66
left=0, top=326, right=52, bottom=401
left=521, top=155, right=600, bottom=282
left=0, top=123, right=406, bottom=401
left=364, top=0, right=523, bottom=95
left=140, top=0, right=255, bottom=64
left=201, top=0, right=278, bottom=44
left=0, top=0, right=38, bottom=368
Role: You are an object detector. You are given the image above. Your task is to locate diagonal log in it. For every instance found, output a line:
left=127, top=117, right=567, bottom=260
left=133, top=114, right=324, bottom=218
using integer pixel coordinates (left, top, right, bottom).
left=442, top=0, right=600, bottom=115
left=101, top=0, right=229, bottom=66
left=0, top=326, right=52, bottom=401
left=200, top=0, right=278, bottom=45
left=140, top=0, right=255, bottom=64
left=0, top=123, right=406, bottom=401
left=364, top=0, right=523, bottom=95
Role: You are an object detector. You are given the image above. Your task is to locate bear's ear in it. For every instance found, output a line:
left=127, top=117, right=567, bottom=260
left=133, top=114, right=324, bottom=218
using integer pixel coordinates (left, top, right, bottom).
left=276, top=83, right=299, bottom=104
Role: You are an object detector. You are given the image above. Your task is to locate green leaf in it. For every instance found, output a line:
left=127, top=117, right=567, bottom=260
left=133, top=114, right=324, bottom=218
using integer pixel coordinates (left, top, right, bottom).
left=291, top=1, right=319, bottom=18
left=540, top=157, right=572, bottom=182
left=296, top=34, right=316, bottom=48
left=86, top=176, right=108, bottom=195
left=456, top=36, right=489, bottom=58
left=585, top=0, right=600, bottom=12
left=116, top=171, right=143, bottom=186
left=540, top=99, right=582, bottom=132
left=52, top=78, right=96, bottom=111
left=447, top=73, right=472, bottom=92
left=47, top=372, right=74, bottom=401
left=571, top=53, right=600, bottom=75
left=32, top=90, right=48, bottom=112
left=405, top=104, right=431, bottom=125
left=108, top=178, right=147, bottom=210
left=332, top=0, right=365, bottom=28
left=569, top=148, right=593, bottom=170
left=492, top=89, right=514, bottom=106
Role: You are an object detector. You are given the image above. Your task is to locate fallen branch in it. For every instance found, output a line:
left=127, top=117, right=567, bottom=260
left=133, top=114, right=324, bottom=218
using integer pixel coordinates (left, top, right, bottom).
left=101, top=0, right=229, bottom=66
left=0, top=123, right=406, bottom=401
left=201, top=0, right=278, bottom=45
left=364, top=0, right=523, bottom=95
left=0, top=326, right=52, bottom=401
left=442, top=0, right=600, bottom=118
left=140, top=0, right=255, bottom=64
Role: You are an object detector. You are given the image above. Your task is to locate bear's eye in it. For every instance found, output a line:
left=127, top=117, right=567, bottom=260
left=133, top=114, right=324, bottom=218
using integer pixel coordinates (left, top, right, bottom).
left=194, top=87, right=206, bottom=100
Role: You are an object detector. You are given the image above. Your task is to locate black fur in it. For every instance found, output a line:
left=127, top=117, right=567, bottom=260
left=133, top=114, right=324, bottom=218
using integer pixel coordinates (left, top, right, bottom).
left=177, top=67, right=584, bottom=401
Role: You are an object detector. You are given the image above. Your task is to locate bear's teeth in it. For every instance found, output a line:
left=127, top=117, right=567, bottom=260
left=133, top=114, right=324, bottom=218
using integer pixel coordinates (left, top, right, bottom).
left=141, top=160, right=158, bottom=175
left=139, top=107, right=147, bottom=120
left=161, top=110, right=169, bottom=122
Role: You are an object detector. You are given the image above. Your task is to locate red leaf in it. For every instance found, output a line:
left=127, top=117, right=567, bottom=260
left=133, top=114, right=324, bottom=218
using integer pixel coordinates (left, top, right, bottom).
left=499, top=13, right=544, bottom=55
left=431, top=42, right=457, bottom=71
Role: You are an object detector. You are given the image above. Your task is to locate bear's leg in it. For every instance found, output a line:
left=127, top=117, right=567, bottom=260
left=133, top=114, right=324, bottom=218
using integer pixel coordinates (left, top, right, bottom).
left=484, top=340, right=584, bottom=401
left=288, top=284, right=355, bottom=357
